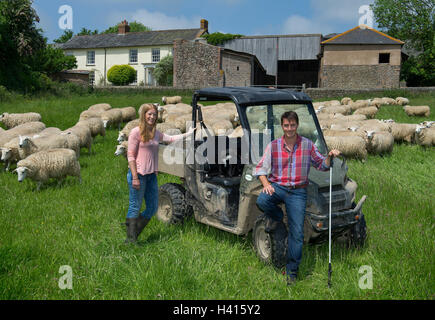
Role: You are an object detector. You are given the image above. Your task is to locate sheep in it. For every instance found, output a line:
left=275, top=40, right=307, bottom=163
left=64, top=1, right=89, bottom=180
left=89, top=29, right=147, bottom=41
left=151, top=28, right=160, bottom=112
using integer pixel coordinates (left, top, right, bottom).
left=1, top=136, right=22, bottom=171
left=348, top=100, right=370, bottom=112
left=115, top=141, right=128, bottom=158
left=162, top=96, right=182, bottom=105
left=208, top=120, right=233, bottom=136
left=173, top=113, right=193, bottom=133
left=37, top=127, right=62, bottom=136
left=341, top=97, right=353, bottom=105
left=0, top=127, right=5, bottom=133
left=79, top=109, right=105, bottom=121
left=117, top=119, right=140, bottom=143
left=15, top=148, right=81, bottom=191
left=0, top=122, right=46, bottom=148
left=358, top=119, right=391, bottom=133
left=354, top=106, right=379, bottom=119
left=18, top=133, right=80, bottom=160
left=228, top=126, right=245, bottom=138
left=76, top=118, right=105, bottom=138
left=381, top=97, right=396, bottom=105
left=324, top=135, right=367, bottom=160
left=390, top=123, right=417, bottom=143
left=339, top=114, right=367, bottom=122
left=320, top=105, right=352, bottom=115
left=63, top=125, right=92, bottom=153
left=414, top=124, right=435, bottom=147
left=101, top=108, right=123, bottom=129
left=88, top=103, right=111, bottom=112
left=403, top=105, right=430, bottom=117
left=395, top=97, right=409, bottom=106
left=120, top=106, right=137, bottom=123
left=0, top=112, right=42, bottom=129
left=156, top=122, right=181, bottom=135
left=365, top=130, right=394, bottom=155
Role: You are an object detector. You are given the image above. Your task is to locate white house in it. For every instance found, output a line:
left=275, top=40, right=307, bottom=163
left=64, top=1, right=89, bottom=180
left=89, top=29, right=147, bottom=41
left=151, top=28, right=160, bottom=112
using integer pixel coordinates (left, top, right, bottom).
left=61, top=19, right=208, bottom=86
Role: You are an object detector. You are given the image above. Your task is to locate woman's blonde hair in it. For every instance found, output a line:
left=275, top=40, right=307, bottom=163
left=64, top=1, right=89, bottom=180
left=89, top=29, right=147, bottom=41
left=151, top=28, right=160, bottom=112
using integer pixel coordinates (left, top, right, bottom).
left=139, top=103, right=158, bottom=143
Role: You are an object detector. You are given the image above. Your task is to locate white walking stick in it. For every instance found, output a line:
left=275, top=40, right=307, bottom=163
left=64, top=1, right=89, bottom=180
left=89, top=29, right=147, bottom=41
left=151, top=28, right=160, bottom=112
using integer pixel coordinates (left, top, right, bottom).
left=328, top=157, right=334, bottom=288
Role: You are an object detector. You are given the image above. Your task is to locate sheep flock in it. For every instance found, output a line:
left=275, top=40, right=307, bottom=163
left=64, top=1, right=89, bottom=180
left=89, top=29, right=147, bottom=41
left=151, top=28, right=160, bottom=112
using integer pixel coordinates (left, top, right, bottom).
left=1, top=94, right=433, bottom=190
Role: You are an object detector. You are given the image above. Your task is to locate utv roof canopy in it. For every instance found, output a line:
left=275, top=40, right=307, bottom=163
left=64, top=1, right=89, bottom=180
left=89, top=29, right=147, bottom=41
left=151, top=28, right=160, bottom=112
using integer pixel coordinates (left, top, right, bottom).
left=193, top=87, right=312, bottom=106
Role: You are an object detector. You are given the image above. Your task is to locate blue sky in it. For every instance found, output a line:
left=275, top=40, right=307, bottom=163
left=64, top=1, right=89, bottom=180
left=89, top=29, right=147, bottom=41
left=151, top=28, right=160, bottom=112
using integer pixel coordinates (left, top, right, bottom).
left=33, top=0, right=376, bottom=43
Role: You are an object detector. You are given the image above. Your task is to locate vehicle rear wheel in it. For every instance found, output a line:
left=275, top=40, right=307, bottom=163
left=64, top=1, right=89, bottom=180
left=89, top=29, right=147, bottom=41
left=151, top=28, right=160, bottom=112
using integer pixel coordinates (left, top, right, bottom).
left=349, top=213, right=367, bottom=247
left=252, top=214, right=287, bottom=268
left=156, top=183, right=192, bottom=224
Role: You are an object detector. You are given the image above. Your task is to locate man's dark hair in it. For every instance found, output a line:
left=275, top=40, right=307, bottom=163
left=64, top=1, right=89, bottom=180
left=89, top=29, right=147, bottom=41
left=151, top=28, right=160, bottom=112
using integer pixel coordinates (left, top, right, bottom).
left=281, top=111, right=299, bottom=125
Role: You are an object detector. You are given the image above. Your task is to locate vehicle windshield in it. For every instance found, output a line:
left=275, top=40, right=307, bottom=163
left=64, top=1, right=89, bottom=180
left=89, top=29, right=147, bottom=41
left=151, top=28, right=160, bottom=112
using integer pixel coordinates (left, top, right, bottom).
left=245, top=104, right=327, bottom=163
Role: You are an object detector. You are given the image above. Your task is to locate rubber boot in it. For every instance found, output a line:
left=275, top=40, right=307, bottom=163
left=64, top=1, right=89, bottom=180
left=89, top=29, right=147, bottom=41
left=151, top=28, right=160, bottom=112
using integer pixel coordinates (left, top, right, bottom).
left=136, top=216, right=151, bottom=239
left=125, top=218, right=138, bottom=243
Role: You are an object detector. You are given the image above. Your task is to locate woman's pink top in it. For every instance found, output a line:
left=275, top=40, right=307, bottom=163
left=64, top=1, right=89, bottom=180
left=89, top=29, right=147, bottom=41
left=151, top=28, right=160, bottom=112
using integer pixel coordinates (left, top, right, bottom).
left=127, top=127, right=181, bottom=175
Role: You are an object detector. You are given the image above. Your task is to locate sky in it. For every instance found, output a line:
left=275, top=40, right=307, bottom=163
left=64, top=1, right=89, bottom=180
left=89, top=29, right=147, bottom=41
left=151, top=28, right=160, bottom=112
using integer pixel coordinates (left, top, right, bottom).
left=33, top=0, right=376, bottom=43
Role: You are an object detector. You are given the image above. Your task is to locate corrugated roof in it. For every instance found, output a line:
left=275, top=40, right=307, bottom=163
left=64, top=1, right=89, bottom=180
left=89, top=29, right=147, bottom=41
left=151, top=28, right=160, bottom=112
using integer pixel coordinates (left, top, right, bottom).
left=321, top=25, right=404, bottom=45
left=60, top=28, right=203, bottom=49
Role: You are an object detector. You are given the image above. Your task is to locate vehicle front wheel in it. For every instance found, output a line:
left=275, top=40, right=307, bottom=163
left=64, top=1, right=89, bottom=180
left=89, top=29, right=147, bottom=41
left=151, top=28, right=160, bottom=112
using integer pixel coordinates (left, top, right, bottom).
left=252, top=214, right=287, bottom=268
left=156, top=183, right=192, bottom=224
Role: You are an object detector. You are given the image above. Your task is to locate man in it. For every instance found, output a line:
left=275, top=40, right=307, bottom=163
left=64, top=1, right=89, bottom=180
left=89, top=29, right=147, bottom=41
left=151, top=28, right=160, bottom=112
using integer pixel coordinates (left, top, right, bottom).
left=254, top=111, right=340, bottom=285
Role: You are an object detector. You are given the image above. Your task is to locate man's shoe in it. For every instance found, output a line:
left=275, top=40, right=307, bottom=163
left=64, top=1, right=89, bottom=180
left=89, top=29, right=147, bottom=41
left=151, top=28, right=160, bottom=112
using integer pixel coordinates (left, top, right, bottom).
left=265, top=217, right=280, bottom=233
left=286, top=274, right=297, bottom=286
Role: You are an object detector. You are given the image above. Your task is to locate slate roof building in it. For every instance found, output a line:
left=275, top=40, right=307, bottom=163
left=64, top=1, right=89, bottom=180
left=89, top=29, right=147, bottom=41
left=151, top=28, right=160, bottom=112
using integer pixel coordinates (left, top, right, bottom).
left=60, top=19, right=208, bottom=86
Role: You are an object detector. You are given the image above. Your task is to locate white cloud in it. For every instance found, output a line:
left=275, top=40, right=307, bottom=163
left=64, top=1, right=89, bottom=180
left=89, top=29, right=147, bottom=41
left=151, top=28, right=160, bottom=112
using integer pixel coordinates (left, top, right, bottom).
left=282, top=15, right=334, bottom=35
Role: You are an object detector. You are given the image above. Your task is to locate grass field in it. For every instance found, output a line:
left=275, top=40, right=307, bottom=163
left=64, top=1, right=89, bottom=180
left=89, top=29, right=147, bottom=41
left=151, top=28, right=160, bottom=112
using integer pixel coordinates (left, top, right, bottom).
left=0, top=89, right=434, bottom=300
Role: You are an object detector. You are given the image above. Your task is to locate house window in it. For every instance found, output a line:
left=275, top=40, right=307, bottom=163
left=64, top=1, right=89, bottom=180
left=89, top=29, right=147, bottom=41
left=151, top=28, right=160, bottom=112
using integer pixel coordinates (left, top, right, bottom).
left=129, top=49, right=138, bottom=64
left=152, top=48, right=160, bottom=63
left=87, top=51, right=95, bottom=65
left=89, top=71, right=95, bottom=86
left=379, top=53, right=390, bottom=64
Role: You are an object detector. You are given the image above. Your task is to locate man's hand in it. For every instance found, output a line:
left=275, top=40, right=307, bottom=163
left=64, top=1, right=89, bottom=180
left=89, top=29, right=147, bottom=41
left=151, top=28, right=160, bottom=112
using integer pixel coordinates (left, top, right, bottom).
left=262, top=183, right=275, bottom=196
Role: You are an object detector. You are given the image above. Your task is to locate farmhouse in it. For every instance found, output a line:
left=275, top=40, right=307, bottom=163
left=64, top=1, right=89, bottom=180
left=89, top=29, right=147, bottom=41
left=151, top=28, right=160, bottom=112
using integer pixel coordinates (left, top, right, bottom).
left=60, top=19, right=209, bottom=86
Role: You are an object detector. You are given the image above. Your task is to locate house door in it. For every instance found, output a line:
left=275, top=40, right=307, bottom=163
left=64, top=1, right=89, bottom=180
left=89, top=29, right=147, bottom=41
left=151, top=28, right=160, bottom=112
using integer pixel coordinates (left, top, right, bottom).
left=145, top=67, right=155, bottom=86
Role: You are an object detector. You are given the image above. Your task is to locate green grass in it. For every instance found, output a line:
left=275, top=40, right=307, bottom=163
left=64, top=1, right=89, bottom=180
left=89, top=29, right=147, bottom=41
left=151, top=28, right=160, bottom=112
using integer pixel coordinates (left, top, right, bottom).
left=0, top=90, right=434, bottom=299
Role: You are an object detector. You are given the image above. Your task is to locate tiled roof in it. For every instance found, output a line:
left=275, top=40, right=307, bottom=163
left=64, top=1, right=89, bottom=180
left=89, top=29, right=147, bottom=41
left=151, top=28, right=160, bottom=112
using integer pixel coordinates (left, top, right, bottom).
left=321, top=25, right=404, bottom=45
left=60, top=28, right=203, bottom=49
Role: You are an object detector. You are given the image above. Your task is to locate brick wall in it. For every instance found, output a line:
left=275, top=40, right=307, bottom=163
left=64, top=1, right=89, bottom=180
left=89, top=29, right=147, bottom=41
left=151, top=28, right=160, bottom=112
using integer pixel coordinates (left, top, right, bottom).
left=173, top=39, right=221, bottom=89
left=320, top=65, right=401, bottom=89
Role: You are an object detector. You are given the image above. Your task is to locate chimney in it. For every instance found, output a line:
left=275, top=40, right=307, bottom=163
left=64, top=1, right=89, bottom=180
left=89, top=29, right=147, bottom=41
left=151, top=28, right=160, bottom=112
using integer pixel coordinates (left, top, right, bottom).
left=200, top=19, right=208, bottom=31
left=118, top=20, right=130, bottom=35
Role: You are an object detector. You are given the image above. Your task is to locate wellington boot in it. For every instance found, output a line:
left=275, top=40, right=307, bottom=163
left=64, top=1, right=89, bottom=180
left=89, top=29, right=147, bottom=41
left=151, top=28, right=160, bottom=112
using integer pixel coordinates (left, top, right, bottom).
left=136, top=216, right=151, bottom=239
left=125, top=218, right=138, bottom=244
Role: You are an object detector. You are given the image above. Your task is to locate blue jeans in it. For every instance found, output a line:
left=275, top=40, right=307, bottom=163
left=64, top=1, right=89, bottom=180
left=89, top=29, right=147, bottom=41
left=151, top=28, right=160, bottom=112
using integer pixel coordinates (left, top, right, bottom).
left=256, top=183, right=307, bottom=276
left=126, top=169, right=158, bottom=219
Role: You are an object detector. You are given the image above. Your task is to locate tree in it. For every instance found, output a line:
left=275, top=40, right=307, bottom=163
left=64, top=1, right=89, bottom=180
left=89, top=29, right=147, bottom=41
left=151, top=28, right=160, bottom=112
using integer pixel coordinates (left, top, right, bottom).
left=107, top=65, right=136, bottom=86
left=102, top=21, right=151, bottom=34
left=153, top=55, right=173, bottom=86
left=202, top=32, right=243, bottom=46
left=29, top=42, right=77, bottom=76
left=371, top=0, right=435, bottom=86
left=53, top=30, right=74, bottom=44
left=77, top=28, right=99, bottom=36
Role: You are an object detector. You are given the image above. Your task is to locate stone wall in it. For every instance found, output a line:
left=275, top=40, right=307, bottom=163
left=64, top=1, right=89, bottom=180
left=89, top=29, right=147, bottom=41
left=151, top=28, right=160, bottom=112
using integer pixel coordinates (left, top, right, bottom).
left=173, top=39, right=221, bottom=89
left=221, top=51, right=252, bottom=87
left=320, top=65, right=401, bottom=89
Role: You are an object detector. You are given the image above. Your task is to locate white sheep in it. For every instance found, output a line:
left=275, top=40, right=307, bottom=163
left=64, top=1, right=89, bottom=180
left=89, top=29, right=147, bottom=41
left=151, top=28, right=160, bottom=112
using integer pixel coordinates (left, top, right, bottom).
left=120, top=106, right=137, bottom=123
left=403, top=105, right=430, bottom=117
left=1, top=136, right=22, bottom=171
left=0, top=112, right=42, bottom=129
left=101, top=108, right=123, bottom=129
left=365, top=130, right=394, bottom=155
left=369, top=98, right=383, bottom=108
left=15, top=148, right=81, bottom=191
left=324, top=135, right=367, bottom=160
left=37, top=127, right=62, bottom=136
left=88, top=103, right=111, bottom=112
left=156, top=122, right=180, bottom=135
left=341, top=97, right=353, bottom=105
left=162, top=96, right=182, bottom=105
left=228, top=126, right=245, bottom=138
left=79, top=109, right=105, bottom=121
left=395, top=97, right=409, bottom=106
left=18, top=133, right=80, bottom=160
left=0, top=122, right=46, bottom=148
left=354, top=106, right=379, bottom=119
left=63, top=125, right=92, bottom=154
left=115, top=141, right=128, bottom=158
left=76, top=118, right=106, bottom=138
left=381, top=97, right=397, bottom=105
left=348, top=100, right=370, bottom=112
left=117, top=119, right=140, bottom=143
left=390, top=123, right=417, bottom=143
left=358, top=119, right=391, bottom=133
left=414, top=124, right=435, bottom=147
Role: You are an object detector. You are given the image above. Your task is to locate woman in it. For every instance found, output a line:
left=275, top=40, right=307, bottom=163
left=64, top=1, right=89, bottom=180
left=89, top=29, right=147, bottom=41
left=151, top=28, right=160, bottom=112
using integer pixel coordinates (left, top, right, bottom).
left=125, top=103, right=193, bottom=243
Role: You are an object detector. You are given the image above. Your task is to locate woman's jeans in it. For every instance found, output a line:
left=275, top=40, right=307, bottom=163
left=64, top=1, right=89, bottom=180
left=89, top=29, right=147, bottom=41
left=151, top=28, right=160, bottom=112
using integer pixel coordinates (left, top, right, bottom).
left=256, top=183, right=308, bottom=276
left=126, top=169, right=158, bottom=219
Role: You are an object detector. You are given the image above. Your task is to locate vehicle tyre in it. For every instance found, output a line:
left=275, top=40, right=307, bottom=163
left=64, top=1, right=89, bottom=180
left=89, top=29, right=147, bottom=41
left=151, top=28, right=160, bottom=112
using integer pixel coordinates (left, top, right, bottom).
left=252, top=214, right=287, bottom=268
left=349, top=213, right=367, bottom=247
left=156, top=183, right=192, bottom=224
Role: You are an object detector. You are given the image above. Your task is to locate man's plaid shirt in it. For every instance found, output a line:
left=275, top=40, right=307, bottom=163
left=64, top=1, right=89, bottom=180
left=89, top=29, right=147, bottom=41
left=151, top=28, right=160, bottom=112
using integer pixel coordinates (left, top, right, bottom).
left=253, top=135, right=330, bottom=187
